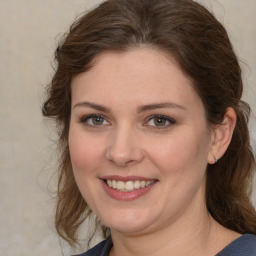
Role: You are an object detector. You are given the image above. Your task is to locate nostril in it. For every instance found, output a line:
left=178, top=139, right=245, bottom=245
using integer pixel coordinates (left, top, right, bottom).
left=126, top=160, right=135, bottom=166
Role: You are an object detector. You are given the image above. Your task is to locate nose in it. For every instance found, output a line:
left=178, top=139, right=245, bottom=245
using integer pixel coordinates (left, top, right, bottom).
left=105, top=125, right=144, bottom=167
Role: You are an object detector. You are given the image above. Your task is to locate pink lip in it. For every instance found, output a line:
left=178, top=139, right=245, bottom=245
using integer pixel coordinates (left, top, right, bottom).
left=101, top=175, right=156, bottom=182
left=100, top=178, right=157, bottom=201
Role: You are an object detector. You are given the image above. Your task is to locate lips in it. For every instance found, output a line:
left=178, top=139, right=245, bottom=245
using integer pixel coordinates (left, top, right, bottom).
left=100, top=175, right=158, bottom=201
left=106, top=180, right=154, bottom=192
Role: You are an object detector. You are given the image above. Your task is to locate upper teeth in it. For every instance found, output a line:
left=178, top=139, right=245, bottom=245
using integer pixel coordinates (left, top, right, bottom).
left=106, top=180, right=154, bottom=192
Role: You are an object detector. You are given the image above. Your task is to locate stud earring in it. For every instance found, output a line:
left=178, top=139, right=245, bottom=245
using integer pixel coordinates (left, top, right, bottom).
left=214, top=156, right=218, bottom=164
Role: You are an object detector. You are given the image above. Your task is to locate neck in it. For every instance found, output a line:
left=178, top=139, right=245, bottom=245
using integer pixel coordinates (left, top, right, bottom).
left=109, top=205, right=239, bottom=256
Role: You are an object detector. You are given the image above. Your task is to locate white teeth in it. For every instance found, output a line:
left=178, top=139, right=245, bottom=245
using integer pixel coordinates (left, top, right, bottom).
left=117, top=181, right=125, bottom=190
left=112, top=180, right=117, bottom=189
left=125, top=181, right=134, bottom=191
left=146, top=181, right=152, bottom=186
left=106, top=179, right=154, bottom=191
left=134, top=180, right=141, bottom=189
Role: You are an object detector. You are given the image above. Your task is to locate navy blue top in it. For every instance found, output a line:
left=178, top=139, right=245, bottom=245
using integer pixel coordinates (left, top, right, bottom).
left=75, top=234, right=256, bottom=256
left=216, top=234, right=256, bottom=256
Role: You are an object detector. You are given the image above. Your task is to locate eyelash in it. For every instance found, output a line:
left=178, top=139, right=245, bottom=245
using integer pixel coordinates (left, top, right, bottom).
left=80, top=114, right=110, bottom=127
left=145, top=115, right=176, bottom=129
left=80, top=114, right=176, bottom=129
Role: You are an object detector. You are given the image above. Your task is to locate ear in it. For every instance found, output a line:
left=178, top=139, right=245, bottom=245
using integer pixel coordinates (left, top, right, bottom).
left=208, top=108, right=236, bottom=164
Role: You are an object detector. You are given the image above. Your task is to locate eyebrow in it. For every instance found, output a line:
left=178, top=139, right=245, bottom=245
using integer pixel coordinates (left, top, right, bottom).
left=73, top=101, right=111, bottom=113
left=73, top=101, right=185, bottom=113
left=137, top=102, right=186, bottom=113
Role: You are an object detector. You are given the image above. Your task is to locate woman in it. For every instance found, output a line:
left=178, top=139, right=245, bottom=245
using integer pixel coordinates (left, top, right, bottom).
left=42, top=0, right=256, bottom=255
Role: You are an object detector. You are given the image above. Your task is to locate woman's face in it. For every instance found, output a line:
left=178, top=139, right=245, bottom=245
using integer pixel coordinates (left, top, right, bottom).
left=69, top=47, right=214, bottom=235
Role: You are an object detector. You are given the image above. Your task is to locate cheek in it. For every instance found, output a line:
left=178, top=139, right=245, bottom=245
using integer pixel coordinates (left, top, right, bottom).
left=148, top=129, right=210, bottom=178
left=68, top=128, right=105, bottom=175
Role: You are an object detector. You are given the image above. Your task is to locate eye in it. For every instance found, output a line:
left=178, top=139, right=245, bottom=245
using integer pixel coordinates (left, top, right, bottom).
left=146, top=115, right=175, bottom=128
left=81, top=114, right=110, bottom=126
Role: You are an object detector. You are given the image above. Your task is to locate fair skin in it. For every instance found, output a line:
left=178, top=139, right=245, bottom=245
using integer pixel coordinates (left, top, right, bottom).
left=69, top=47, right=239, bottom=256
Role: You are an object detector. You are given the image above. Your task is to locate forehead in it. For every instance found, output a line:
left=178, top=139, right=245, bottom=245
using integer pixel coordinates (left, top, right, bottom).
left=71, top=47, right=202, bottom=111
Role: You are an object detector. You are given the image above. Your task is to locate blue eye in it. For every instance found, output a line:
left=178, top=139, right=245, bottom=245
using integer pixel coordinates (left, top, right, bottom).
left=147, top=115, right=175, bottom=128
left=81, top=114, right=109, bottom=126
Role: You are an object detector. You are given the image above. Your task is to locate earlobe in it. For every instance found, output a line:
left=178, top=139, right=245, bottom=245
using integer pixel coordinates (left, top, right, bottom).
left=208, top=108, right=236, bottom=164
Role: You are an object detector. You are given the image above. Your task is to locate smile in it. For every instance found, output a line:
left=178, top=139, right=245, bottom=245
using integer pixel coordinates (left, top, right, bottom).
left=106, top=180, right=154, bottom=192
left=101, top=176, right=158, bottom=201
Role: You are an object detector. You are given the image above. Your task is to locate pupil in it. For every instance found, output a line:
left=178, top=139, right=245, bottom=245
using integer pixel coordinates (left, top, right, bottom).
left=154, top=117, right=166, bottom=126
left=93, top=117, right=103, bottom=125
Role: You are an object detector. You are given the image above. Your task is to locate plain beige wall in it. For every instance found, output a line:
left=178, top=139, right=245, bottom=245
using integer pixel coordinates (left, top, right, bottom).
left=0, top=1, right=255, bottom=255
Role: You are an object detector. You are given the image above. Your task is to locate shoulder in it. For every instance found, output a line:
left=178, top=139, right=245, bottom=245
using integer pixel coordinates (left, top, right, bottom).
left=217, top=234, right=256, bottom=256
left=74, top=237, right=112, bottom=256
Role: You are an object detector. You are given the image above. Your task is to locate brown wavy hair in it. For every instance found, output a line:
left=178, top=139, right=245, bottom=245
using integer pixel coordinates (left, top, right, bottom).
left=42, top=0, right=256, bottom=246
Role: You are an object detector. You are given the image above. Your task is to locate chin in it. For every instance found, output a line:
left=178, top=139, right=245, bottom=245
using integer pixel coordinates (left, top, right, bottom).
left=99, top=209, right=156, bottom=234
left=109, top=221, right=151, bottom=234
